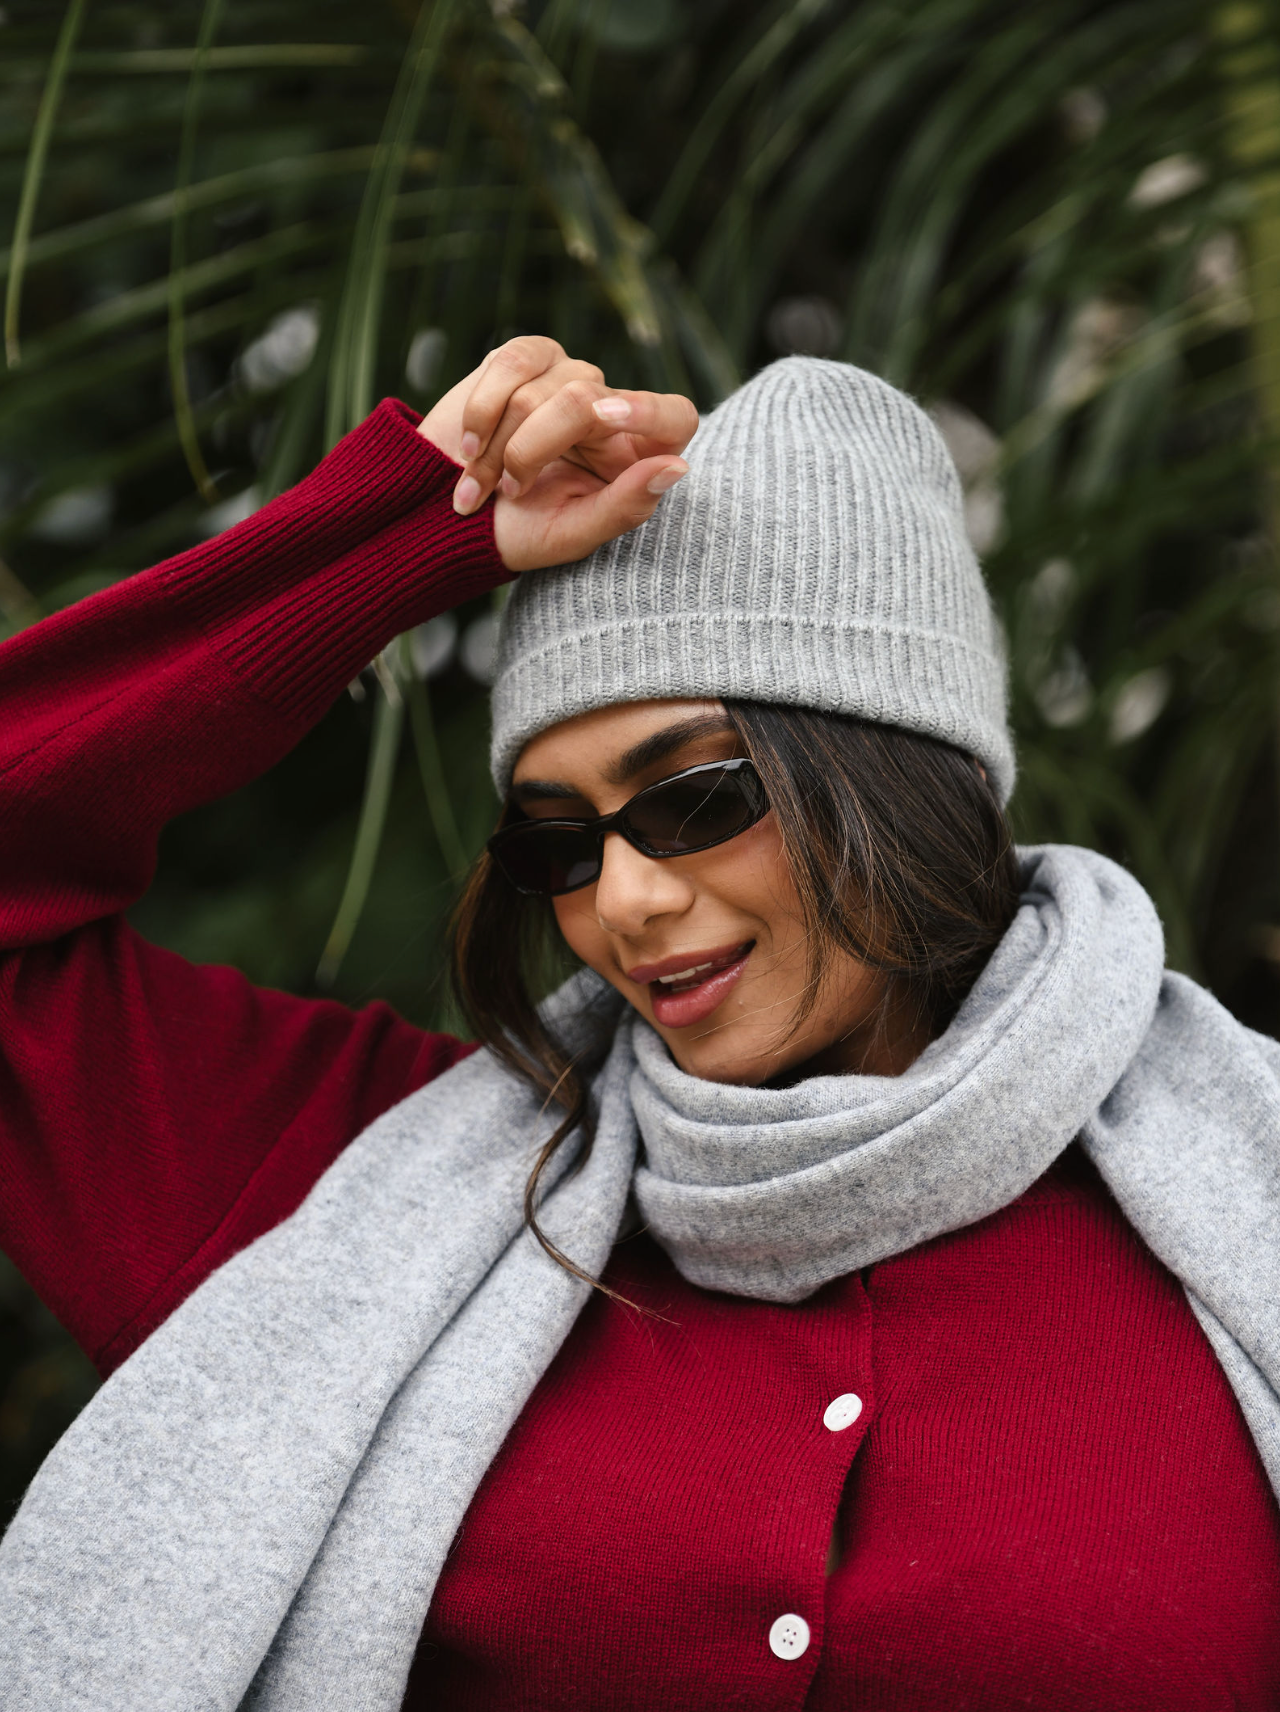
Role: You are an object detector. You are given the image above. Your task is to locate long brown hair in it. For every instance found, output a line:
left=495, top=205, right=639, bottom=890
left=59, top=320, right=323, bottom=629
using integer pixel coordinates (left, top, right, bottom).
left=450, top=705, right=1021, bottom=1285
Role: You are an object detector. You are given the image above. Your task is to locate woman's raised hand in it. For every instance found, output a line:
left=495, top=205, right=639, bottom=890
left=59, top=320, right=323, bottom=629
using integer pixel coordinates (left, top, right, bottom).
left=418, top=335, right=697, bottom=572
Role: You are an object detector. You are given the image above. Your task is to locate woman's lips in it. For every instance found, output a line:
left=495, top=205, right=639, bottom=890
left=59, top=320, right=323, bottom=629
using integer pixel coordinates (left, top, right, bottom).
left=637, top=942, right=754, bottom=1030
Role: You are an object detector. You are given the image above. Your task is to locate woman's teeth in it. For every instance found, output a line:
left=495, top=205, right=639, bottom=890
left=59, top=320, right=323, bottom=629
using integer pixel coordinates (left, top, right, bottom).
left=652, top=946, right=751, bottom=994
left=656, top=961, right=720, bottom=986
left=644, top=943, right=753, bottom=1026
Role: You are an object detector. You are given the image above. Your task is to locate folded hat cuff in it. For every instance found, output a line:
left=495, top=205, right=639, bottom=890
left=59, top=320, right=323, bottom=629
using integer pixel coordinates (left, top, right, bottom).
left=489, top=610, right=1015, bottom=804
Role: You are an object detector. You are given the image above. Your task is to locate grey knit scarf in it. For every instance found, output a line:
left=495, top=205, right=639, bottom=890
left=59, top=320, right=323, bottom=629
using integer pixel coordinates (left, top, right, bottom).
left=1, top=844, right=1277, bottom=1712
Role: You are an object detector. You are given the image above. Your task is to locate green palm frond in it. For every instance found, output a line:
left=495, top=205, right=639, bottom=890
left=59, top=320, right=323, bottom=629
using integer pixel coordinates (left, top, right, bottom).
left=4, top=0, right=1280, bottom=1013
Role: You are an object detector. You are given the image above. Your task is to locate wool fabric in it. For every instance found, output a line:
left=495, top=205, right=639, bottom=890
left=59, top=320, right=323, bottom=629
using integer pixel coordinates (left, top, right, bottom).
left=417, top=1200, right=1280, bottom=1708
left=1, top=845, right=1278, bottom=1711
left=489, top=355, right=1016, bottom=799
left=0, top=401, right=497, bottom=1374
left=5, top=408, right=1278, bottom=1707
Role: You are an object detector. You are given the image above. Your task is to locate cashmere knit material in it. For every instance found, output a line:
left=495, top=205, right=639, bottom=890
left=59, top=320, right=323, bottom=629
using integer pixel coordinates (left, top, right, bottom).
left=1, top=846, right=1278, bottom=1710
left=418, top=1203, right=1280, bottom=1708
left=0, top=401, right=497, bottom=1374
left=489, top=356, right=1016, bottom=800
left=3, top=416, right=1276, bottom=1704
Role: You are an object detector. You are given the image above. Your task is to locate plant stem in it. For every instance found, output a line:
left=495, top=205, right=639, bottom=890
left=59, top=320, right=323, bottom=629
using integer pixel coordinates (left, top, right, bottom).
left=5, top=0, right=90, bottom=367
left=316, top=685, right=405, bottom=989
left=406, top=662, right=468, bottom=876
left=1215, top=0, right=1280, bottom=880
left=1216, top=3, right=1280, bottom=500
left=168, top=0, right=225, bottom=502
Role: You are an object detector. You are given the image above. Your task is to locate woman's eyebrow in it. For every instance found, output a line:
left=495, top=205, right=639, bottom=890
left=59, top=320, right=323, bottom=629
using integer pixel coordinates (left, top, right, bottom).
left=605, top=713, right=735, bottom=785
left=509, top=778, right=582, bottom=802
left=511, top=713, right=736, bottom=802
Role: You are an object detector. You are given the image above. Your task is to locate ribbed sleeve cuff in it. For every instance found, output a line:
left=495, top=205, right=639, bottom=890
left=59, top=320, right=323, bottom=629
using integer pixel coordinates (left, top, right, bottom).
left=162, top=398, right=510, bottom=723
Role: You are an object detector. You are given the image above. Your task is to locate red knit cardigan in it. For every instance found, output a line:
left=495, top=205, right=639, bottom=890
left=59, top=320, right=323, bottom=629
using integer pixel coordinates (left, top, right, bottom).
left=2, top=402, right=1278, bottom=1711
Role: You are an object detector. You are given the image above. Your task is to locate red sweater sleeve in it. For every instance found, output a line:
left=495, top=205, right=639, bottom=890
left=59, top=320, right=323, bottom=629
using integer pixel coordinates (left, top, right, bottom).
left=0, top=399, right=511, bottom=1373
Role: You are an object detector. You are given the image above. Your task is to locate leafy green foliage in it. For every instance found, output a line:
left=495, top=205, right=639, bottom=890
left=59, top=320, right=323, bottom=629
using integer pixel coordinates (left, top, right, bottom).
left=4, top=0, right=1280, bottom=1502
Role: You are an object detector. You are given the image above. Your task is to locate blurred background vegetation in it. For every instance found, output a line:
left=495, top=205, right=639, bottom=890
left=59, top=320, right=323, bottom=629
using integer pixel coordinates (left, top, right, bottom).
left=5, top=0, right=1280, bottom=1516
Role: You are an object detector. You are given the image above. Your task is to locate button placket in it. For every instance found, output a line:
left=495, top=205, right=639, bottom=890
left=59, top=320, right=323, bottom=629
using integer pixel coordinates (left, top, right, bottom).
left=815, top=1282, right=875, bottom=1601
left=763, top=1276, right=875, bottom=1681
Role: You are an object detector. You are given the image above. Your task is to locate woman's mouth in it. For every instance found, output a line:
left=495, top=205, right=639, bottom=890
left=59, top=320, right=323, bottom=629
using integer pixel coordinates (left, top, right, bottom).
left=628, top=942, right=755, bottom=1030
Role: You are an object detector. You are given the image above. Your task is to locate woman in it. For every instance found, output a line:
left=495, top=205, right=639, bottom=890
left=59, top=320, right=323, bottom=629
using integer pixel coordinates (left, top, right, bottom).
left=0, top=337, right=1277, bottom=1710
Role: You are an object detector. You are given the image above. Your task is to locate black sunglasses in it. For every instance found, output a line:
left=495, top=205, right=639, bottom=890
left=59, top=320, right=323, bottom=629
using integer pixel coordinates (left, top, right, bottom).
left=488, top=758, right=770, bottom=897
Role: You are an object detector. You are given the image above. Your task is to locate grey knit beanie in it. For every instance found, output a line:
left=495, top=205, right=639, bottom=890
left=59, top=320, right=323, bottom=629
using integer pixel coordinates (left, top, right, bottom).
left=489, top=356, right=1015, bottom=802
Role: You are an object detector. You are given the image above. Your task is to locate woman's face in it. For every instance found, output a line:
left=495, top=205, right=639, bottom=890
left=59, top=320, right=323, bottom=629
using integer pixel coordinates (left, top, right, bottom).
left=510, top=699, right=919, bottom=1085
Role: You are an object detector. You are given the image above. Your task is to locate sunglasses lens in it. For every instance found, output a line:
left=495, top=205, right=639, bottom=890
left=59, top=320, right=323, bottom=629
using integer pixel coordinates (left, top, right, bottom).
left=491, top=823, right=600, bottom=895
left=628, top=765, right=763, bottom=853
left=490, top=763, right=767, bottom=895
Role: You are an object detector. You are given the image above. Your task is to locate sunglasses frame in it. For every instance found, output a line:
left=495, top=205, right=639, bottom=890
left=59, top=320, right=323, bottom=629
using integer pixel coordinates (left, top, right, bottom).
left=487, top=757, right=769, bottom=896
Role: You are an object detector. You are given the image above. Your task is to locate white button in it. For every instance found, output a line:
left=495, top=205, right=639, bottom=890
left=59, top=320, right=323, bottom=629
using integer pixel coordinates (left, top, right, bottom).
left=768, top=1612, right=811, bottom=1660
left=822, top=1392, right=863, bottom=1432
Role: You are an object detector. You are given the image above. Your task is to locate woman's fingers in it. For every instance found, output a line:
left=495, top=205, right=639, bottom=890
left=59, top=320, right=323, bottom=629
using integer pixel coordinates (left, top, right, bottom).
left=497, top=386, right=699, bottom=499
left=417, top=335, right=567, bottom=500
left=457, top=335, right=567, bottom=461
left=589, top=389, right=700, bottom=456
left=491, top=378, right=609, bottom=498
left=495, top=455, right=690, bottom=573
left=459, top=367, right=601, bottom=509
left=443, top=332, right=696, bottom=517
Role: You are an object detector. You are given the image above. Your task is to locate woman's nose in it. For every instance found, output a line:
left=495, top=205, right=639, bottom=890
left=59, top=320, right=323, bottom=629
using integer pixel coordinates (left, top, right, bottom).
left=593, top=832, right=695, bottom=934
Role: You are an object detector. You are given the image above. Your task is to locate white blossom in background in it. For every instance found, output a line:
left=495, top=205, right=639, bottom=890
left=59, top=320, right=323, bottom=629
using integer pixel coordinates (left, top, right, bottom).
left=1109, top=666, right=1172, bottom=744
left=29, top=482, right=113, bottom=545
left=460, top=613, right=501, bottom=684
left=1027, top=556, right=1077, bottom=624
left=406, top=328, right=447, bottom=394
left=765, top=295, right=844, bottom=358
left=1048, top=296, right=1143, bottom=410
left=1191, top=230, right=1251, bottom=328
left=1059, top=86, right=1106, bottom=143
left=1022, top=559, right=1092, bottom=727
left=237, top=306, right=321, bottom=394
left=200, top=486, right=261, bottom=539
left=1127, top=153, right=1208, bottom=211
left=1036, top=647, right=1093, bottom=728
left=928, top=400, right=1004, bottom=554
left=410, top=614, right=457, bottom=679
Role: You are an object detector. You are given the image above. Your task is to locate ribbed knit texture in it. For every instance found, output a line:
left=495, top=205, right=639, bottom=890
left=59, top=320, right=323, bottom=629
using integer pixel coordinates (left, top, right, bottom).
left=4, top=846, right=1280, bottom=1711
left=0, top=399, right=502, bottom=1366
left=417, top=1172, right=1280, bottom=1709
left=489, top=356, right=1015, bottom=799
left=165, top=398, right=505, bottom=724
left=3, top=402, right=1279, bottom=1709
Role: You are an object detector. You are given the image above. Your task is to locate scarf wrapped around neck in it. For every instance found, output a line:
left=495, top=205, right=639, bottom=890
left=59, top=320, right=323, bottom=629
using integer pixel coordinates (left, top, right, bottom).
left=1, top=845, right=1277, bottom=1711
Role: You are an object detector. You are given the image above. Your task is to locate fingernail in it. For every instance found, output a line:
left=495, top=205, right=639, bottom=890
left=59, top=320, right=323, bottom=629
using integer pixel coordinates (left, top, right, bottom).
left=593, top=397, right=632, bottom=424
left=453, top=475, right=481, bottom=514
left=460, top=431, right=480, bottom=459
left=647, top=462, right=687, bottom=496
left=499, top=472, right=520, bottom=499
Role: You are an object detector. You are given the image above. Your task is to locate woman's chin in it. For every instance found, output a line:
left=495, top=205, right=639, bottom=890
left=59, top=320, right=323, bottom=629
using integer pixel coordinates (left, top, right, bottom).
left=652, top=1022, right=784, bottom=1086
left=654, top=1013, right=881, bottom=1086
